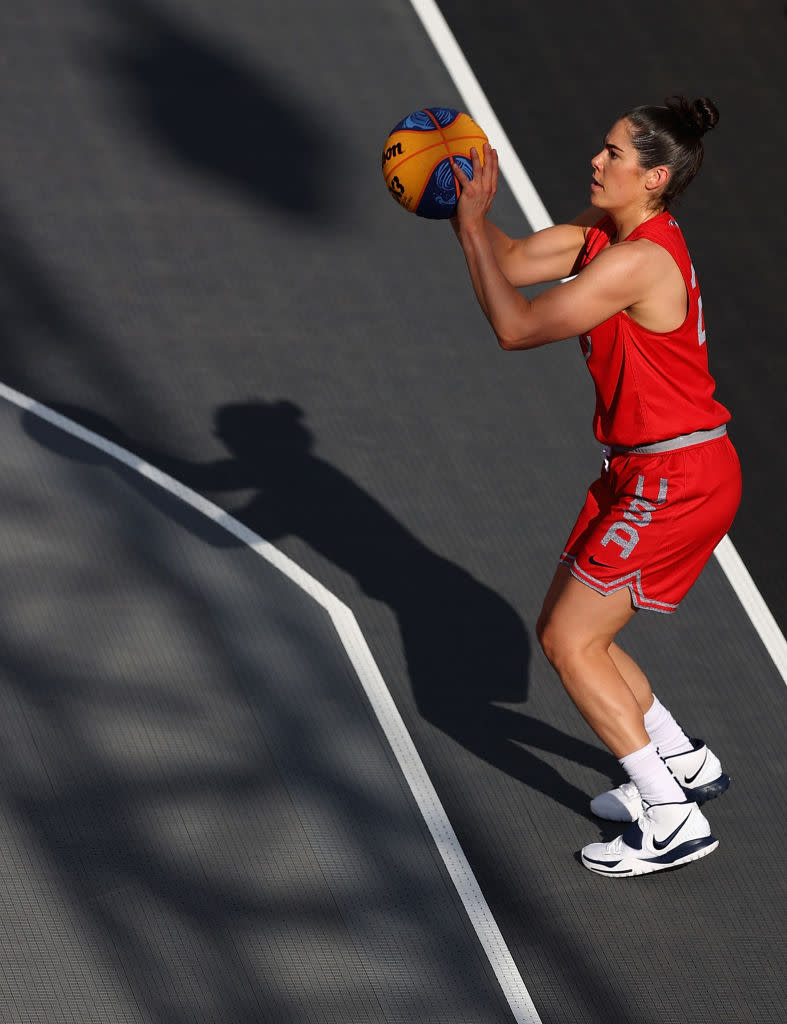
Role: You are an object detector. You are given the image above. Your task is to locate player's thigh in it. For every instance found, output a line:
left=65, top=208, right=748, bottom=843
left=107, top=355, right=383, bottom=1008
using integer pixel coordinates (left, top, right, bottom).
left=537, top=565, right=636, bottom=659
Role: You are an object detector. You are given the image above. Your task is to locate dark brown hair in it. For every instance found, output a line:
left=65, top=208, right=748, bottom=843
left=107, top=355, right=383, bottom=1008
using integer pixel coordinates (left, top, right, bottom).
left=624, top=95, right=719, bottom=209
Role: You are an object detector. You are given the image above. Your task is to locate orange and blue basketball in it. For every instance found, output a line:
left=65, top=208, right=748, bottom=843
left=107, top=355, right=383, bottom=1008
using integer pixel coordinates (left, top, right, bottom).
left=381, top=107, right=488, bottom=219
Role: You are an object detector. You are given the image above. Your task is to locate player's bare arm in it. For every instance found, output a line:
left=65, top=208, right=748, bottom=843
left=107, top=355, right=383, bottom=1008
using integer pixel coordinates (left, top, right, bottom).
left=451, top=145, right=589, bottom=287
left=457, top=228, right=670, bottom=350
left=508, top=240, right=681, bottom=347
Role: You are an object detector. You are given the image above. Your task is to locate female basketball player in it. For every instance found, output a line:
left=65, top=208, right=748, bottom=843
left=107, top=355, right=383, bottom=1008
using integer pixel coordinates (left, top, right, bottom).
left=450, top=96, right=741, bottom=876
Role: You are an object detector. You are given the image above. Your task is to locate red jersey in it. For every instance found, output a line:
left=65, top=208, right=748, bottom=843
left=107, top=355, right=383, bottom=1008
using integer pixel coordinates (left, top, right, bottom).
left=577, top=211, right=730, bottom=447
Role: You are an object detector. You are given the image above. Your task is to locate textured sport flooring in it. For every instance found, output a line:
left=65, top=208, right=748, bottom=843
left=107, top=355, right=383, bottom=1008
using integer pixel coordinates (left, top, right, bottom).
left=0, top=2, right=784, bottom=1022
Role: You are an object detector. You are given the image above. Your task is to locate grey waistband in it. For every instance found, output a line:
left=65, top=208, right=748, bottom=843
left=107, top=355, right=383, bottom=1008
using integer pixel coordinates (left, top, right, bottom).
left=605, top=424, right=727, bottom=457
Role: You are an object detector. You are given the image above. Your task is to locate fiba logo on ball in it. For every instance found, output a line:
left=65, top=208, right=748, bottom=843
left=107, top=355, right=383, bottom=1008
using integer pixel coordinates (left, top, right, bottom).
left=381, top=107, right=488, bottom=219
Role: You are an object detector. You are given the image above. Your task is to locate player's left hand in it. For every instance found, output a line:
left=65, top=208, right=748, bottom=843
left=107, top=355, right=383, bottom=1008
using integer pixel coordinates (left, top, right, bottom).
left=452, top=143, right=498, bottom=225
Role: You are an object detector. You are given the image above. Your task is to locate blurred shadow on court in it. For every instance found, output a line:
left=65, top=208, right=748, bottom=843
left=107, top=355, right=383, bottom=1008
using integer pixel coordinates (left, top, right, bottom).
left=89, top=0, right=339, bottom=219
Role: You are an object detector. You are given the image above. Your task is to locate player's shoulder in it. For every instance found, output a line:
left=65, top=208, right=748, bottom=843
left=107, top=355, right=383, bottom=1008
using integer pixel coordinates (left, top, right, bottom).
left=620, top=234, right=682, bottom=269
left=569, top=207, right=607, bottom=237
left=581, top=235, right=668, bottom=289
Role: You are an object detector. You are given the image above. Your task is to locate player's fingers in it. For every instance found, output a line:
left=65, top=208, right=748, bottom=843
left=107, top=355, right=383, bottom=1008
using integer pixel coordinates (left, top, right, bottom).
left=487, top=146, right=499, bottom=194
left=471, top=145, right=495, bottom=193
left=451, top=156, right=470, bottom=185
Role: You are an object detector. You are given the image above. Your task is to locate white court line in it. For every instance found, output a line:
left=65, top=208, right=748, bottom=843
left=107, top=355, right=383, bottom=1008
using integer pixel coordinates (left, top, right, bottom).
left=713, top=536, right=787, bottom=681
left=408, top=0, right=787, bottom=688
left=0, top=380, right=543, bottom=1024
left=407, top=0, right=552, bottom=234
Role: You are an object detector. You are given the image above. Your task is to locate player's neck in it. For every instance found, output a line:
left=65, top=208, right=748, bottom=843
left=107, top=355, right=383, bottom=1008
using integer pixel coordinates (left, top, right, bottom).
left=610, top=204, right=663, bottom=243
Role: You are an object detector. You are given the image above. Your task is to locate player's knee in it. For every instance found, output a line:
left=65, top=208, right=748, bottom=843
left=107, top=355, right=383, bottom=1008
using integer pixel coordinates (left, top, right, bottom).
left=536, top=612, right=568, bottom=671
left=537, top=613, right=593, bottom=682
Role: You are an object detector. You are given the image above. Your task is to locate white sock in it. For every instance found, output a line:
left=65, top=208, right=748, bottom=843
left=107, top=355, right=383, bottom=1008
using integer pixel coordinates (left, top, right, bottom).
left=620, top=741, right=686, bottom=806
left=643, top=695, right=694, bottom=757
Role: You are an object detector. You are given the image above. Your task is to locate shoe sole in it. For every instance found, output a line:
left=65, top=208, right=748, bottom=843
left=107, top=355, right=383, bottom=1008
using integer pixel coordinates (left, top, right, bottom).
left=581, top=836, right=719, bottom=877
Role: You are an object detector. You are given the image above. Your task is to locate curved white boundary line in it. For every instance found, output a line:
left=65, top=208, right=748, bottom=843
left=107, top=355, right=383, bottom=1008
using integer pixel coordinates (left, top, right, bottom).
left=409, top=0, right=787, bottom=689
left=0, top=380, right=543, bottom=1024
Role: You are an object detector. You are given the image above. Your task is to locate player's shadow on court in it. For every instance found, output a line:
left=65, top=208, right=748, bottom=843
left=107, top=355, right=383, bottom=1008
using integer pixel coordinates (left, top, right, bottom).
left=27, top=399, right=618, bottom=819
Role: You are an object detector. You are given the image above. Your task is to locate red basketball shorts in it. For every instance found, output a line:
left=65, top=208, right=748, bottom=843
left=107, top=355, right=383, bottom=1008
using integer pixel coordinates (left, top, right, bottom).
left=560, top=435, right=742, bottom=612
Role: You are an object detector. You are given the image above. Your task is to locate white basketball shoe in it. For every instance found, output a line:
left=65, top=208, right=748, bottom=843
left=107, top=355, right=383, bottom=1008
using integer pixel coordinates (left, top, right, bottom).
left=590, top=739, right=730, bottom=822
left=581, top=801, right=718, bottom=877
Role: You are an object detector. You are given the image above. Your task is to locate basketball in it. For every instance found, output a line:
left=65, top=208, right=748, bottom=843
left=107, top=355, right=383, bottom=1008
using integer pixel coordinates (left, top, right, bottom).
left=381, top=107, right=488, bottom=219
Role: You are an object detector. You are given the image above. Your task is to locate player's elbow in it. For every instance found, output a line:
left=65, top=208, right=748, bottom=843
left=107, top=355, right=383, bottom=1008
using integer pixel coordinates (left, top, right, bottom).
left=492, top=300, right=541, bottom=350
left=492, top=317, right=527, bottom=349
left=495, top=327, right=537, bottom=351
left=496, top=332, right=520, bottom=351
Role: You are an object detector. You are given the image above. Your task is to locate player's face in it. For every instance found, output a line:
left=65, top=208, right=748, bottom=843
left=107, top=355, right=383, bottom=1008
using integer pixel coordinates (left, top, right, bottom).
left=589, top=119, right=649, bottom=210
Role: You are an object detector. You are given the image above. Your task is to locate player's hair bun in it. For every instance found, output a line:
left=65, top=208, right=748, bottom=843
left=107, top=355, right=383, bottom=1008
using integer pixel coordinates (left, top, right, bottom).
left=625, top=94, right=719, bottom=208
left=665, top=95, right=719, bottom=136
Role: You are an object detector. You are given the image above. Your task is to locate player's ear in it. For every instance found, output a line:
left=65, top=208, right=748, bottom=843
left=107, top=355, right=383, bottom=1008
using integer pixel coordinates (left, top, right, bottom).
left=645, top=165, right=670, bottom=193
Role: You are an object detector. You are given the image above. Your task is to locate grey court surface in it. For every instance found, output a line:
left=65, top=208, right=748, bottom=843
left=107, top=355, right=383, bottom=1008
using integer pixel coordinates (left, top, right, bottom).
left=0, top=395, right=516, bottom=1023
left=0, top=2, right=785, bottom=1023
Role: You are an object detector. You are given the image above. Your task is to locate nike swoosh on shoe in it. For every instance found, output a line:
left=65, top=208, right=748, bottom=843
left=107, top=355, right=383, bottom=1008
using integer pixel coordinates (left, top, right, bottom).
left=652, top=811, right=692, bottom=851
left=683, top=751, right=708, bottom=786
